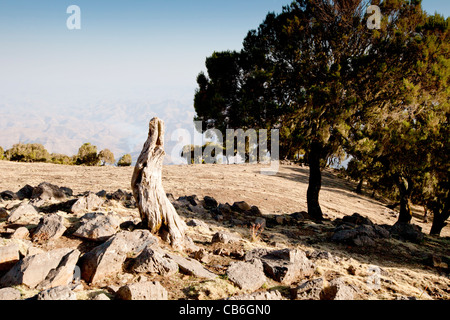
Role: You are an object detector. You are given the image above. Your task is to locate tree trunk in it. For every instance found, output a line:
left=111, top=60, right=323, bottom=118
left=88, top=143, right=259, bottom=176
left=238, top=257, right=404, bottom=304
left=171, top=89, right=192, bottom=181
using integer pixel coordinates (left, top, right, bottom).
left=397, top=176, right=413, bottom=224
left=131, top=117, right=186, bottom=249
left=356, top=178, right=363, bottom=194
left=430, top=195, right=449, bottom=236
left=307, top=141, right=323, bottom=220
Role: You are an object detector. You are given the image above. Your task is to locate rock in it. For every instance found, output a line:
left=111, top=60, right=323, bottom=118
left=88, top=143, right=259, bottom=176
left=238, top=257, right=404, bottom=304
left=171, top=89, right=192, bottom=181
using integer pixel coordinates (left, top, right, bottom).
left=71, top=192, right=105, bottom=214
left=37, top=285, right=77, bottom=300
left=132, top=246, right=178, bottom=276
left=116, top=281, right=168, bottom=300
left=203, top=196, right=218, bottom=209
left=228, top=290, right=284, bottom=300
left=0, top=207, right=8, bottom=219
left=60, top=187, right=73, bottom=197
left=32, top=213, right=67, bottom=242
left=188, top=204, right=209, bottom=216
left=0, top=191, right=18, bottom=201
left=108, top=189, right=133, bottom=201
left=246, top=248, right=315, bottom=285
left=231, top=201, right=252, bottom=213
left=186, top=195, right=201, bottom=206
left=0, top=287, right=22, bottom=300
left=0, top=243, right=20, bottom=271
left=306, top=250, right=336, bottom=262
left=186, top=219, right=207, bottom=228
left=211, top=231, right=241, bottom=244
left=342, top=213, right=374, bottom=226
left=73, top=212, right=120, bottom=242
left=11, top=227, right=30, bottom=240
left=36, top=249, right=80, bottom=290
left=96, top=190, right=107, bottom=198
left=0, top=248, right=78, bottom=289
left=190, top=248, right=210, bottom=263
left=227, top=259, right=266, bottom=291
left=321, top=278, right=357, bottom=300
left=31, top=182, right=66, bottom=201
left=16, top=185, right=34, bottom=200
left=254, top=217, right=267, bottom=229
left=217, top=203, right=232, bottom=215
left=390, top=222, right=424, bottom=243
left=165, top=252, right=217, bottom=280
left=92, top=293, right=110, bottom=300
left=79, top=230, right=158, bottom=284
left=7, top=202, right=41, bottom=225
left=291, top=278, right=324, bottom=300
left=331, top=223, right=390, bottom=247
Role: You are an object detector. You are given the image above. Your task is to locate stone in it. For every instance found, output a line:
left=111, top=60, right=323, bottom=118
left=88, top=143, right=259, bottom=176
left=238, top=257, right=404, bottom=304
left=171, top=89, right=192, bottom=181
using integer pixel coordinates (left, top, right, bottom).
left=291, top=278, right=324, bottom=300
left=108, top=189, right=133, bottom=201
left=0, top=191, right=18, bottom=201
left=203, top=196, right=218, bottom=209
left=80, top=230, right=158, bottom=284
left=227, top=259, right=266, bottom=291
left=116, top=281, right=168, bottom=300
left=37, top=285, right=77, bottom=300
left=7, top=202, right=41, bottom=225
left=16, top=185, right=34, bottom=200
left=342, top=213, right=374, bottom=226
left=211, top=231, right=241, bottom=244
left=71, top=192, right=105, bottom=214
left=11, top=227, right=30, bottom=240
left=246, top=248, right=315, bottom=285
left=132, top=246, right=178, bottom=276
left=321, top=278, right=356, bottom=300
left=73, top=212, right=120, bottom=242
left=0, top=287, right=22, bottom=300
left=190, top=248, right=210, bottom=263
left=0, top=243, right=20, bottom=271
left=92, top=293, right=110, bottom=300
left=186, top=219, right=207, bottom=228
left=31, top=182, right=66, bottom=201
left=32, top=213, right=67, bottom=242
left=331, top=223, right=390, bottom=247
left=0, top=207, right=8, bottom=219
left=254, top=217, right=267, bottom=229
left=0, top=248, right=77, bottom=289
left=390, top=222, right=424, bottom=243
left=231, top=201, right=252, bottom=213
left=165, top=252, right=217, bottom=280
left=228, top=290, right=284, bottom=300
left=36, top=249, right=80, bottom=290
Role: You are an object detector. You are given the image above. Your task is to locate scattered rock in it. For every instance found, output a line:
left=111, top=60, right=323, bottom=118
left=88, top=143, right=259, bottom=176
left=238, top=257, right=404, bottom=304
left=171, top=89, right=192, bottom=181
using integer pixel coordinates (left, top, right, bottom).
left=36, top=249, right=80, bottom=290
left=71, top=192, right=105, bottom=214
left=186, top=219, right=207, bottom=228
left=31, top=182, right=66, bottom=201
left=331, top=223, right=390, bottom=247
left=390, top=222, right=424, bottom=243
left=254, top=217, right=267, bottom=229
left=211, top=231, right=241, bottom=244
left=37, top=285, right=77, bottom=300
left=0, top=248, right=78, bottom=289
left=231, top=201, right=252, bottom=213
left=291, top=278, right=324, bottom=300
left=16, top=185, right=34, bottom=200
left=0, top=191, right=18, bottom=201
left=32, top=213, right=67, bottom=242
left=116, top=281, right=168, bottom=300
left=131, top=246, right=178, bottom=276
left=11, top=227, right=30, bottom=240
left=203, top=196, right=218, bottom=209
left=7, top=201, right=41, bottom=225
left=108, top=189, right=133, bottom=201
left=228, top=290, right=284, bottom=300
left=246, top=248, right=315, bottom=285
left=73, top=212, right=120, bottom=242
left=165, top=252, right=217, bottom=280
left=0, top=287, right=22, bottom=300
left=321, top=278, right=357, bottom=300
left=91, top=293, right=110, bottom=300
left=80, top=230, right=158, bottom=284
left=0, top=207, right=8, bottom=219
left=227, top=259, right=266, bottom=291
left=0, top=243, right=20, bottom=271
left=190, top=248, right=210, bottom=264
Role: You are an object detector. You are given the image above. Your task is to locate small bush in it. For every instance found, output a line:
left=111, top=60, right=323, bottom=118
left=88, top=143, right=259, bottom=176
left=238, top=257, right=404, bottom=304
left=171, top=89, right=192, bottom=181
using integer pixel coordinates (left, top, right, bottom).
left=50, top=153, right=74, bottom=165
left=117, top=154, right=132, bottom=167
left=5, top=143, right=50, bottom=162
left=76, top=143, right=100, bottom=166
left=99, top=149, right=115, bottom=166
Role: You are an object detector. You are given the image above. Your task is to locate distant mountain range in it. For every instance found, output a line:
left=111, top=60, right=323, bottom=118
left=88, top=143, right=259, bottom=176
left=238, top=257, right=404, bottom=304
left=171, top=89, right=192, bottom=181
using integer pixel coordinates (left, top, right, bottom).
left=0, top=99, right=197, bottom=165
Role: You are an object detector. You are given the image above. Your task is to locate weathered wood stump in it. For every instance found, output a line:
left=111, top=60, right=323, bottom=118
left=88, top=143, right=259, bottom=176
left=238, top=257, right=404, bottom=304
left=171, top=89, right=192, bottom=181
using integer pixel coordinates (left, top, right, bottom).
left=131, top=117, right=186, bottom=249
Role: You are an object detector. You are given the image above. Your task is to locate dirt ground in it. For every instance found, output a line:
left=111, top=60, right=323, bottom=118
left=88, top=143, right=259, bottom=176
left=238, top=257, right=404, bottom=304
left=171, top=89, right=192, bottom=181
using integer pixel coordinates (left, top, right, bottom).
left=0, top=161, right=447, bottom=237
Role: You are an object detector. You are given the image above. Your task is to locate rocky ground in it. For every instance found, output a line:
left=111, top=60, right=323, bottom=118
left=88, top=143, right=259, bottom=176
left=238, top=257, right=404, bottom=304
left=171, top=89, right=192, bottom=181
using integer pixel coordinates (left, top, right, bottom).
left=0, top=161, right=449, bottom=301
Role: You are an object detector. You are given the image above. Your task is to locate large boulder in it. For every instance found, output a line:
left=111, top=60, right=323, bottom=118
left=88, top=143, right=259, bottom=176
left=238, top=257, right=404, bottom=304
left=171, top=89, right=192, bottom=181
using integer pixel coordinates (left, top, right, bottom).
left=227, top=259, right=266, bottom=291
left=31, top=182, right=66, bottom=201
left=72, top=212, right=120, bottom=242
left=7, top=202, right=41, bottom=225
left=0, top=248, right=80, bottom=289
left=116, top=281, right=168, bottom=300
left=390, top=222, right=424, bottom=243
left=0, top=287, right=22, bottom=300
left=291, top=278, right=325, bottom=300
left=131, top=246, right=178, bottom=276
left=16, top=185, right=34, bottom=200
left=32, top=213, right=67, bottom=242
left=71, top=192, right=105, bottom=214
left=79, top=230, right=159, bottom=284
left=0, top=243, right=20, bottom=271
left=165, top=252, right=217, bottom=280
left=37, top=285, right=77, bottom=300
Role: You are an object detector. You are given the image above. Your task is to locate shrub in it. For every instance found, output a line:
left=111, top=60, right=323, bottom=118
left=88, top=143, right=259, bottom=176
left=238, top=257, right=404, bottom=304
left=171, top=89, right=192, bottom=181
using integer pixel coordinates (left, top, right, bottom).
left=5, top=143, right=50, bottom=162
left=117, top=154, right=132, bottom=167
left=50, top=153, right=74, bottom=165
left=76, top=143, right=100, bottom=166
left=0, top=146, right=4, bottom=160
left=99, top=149, right=115, bottom=166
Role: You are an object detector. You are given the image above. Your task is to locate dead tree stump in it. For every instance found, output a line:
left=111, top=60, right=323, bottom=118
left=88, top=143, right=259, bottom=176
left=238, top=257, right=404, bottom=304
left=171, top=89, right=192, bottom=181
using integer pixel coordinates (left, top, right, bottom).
left=131, top=117, right=186, bottom=249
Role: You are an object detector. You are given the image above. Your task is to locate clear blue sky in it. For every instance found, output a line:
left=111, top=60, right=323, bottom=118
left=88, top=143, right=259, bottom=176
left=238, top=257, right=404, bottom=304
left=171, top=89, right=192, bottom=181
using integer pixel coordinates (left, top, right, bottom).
left=0, top=0, right=448, bottom=104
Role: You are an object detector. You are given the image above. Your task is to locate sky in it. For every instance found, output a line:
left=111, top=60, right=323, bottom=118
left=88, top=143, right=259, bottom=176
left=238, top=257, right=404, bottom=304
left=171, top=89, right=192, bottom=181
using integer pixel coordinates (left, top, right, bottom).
left=0, top=0, right=449, bottom=158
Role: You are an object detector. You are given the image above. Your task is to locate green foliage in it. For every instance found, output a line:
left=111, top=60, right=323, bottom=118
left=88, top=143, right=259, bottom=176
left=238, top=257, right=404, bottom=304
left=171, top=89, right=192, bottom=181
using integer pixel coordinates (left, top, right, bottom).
left=50, top=153, right=74, bottom=165
left=5, top=143, right=50, bottom=163
left=0, top=146, right=4, bottom=160
left=99, top=149, right=115, bottom=166
left=76, top=143, right=100, bottom=166
left=117, top=154, right=132, bottom=167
